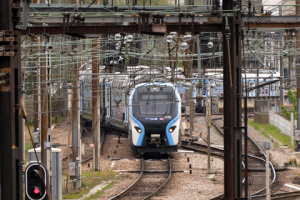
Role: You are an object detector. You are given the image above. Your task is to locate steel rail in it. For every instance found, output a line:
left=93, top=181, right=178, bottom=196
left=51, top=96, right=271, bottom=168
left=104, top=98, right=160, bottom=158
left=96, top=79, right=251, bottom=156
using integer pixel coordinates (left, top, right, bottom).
left=251, top=191, right=300, bottom=199
left=181, top=141, right=224, bottom=157
left=80, top=129, right=105, bottom=164
left=142, top=157, right=172, bottom=200
left=108, top=157, right=145, bottom=200
left=209, top=120, right=276, bottom=198
left=82, top=157, right=93, bottom=163
left=61, top=153, right=72, bottom=161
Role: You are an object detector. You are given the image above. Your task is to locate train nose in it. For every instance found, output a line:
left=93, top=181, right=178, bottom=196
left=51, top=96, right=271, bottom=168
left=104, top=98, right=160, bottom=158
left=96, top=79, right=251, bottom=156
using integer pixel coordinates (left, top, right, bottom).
left=151, top=134, right=161, bottom=144
left=144, top=124, right=165, bottom=133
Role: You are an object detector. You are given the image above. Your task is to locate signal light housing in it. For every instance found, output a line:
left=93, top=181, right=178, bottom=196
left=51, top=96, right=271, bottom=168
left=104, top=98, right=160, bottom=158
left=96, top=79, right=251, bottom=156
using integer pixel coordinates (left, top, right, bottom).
left=25, top=163, right=47, bottom=200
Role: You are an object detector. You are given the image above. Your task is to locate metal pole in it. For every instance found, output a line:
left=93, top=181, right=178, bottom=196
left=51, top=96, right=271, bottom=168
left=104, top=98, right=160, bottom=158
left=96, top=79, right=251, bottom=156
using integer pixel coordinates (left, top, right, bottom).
left=189, top=86, right=194, bottom=132
left=34, top=36, right=40, bottom=132
left=223, top=0, right=243, bottom=197
left=47, top=35, right=53, bottom=199
left=206, top=96, right=211, bottom=173
left=41, top=34, right=49, bottom=167
left=56, top=35, right=61, bottom=94
left=0, top=0, right=24, bottom=199
left=171, top=61, right=175, bottom=83
left=264, top=142, right=271, bottom=200
left=255, top=32, right=259, bottom=100
left=289, top=51, right=291, bottom=86
left=242, top=33, right=249, bottom=198
left=208, top=125, right=211, bottom=172
left=196, top=34, right=202, bottom=89
left=296, top=0, right=300, bottom=129
left=72, top=39, right=81, bottom=189
left=291, top=112, right=294, bottom=148
left=280, top=31, right=284, bottom=105
left=189, top=39, right=195, bottom=133
left=92, top=41, right=100, bottom=170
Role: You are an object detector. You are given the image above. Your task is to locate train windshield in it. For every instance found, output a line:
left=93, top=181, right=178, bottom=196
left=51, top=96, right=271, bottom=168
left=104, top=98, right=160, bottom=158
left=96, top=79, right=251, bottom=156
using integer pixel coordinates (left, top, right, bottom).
left=132, top=86, right=177, bottom=118
left=139, top=94, right=171, bottom=115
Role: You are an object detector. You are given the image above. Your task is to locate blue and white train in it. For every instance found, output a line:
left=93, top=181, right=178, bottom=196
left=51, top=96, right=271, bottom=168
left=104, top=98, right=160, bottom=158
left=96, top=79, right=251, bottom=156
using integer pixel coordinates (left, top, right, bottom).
left=128, top=82, right=181, bottom=153
left=80, top=67, right=182, bottom=153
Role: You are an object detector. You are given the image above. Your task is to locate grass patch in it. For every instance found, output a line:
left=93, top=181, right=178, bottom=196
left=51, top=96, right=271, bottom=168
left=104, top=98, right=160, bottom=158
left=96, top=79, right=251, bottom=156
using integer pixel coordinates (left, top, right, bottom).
left=248, top=119, right=292, bottom=148
left=84, top=182, right=114, bottom=200
left=62, top=170, right=120, bottom=199
left=261, top=131, right=270, bottom=139
left=274, top=142, right=279, bottom=148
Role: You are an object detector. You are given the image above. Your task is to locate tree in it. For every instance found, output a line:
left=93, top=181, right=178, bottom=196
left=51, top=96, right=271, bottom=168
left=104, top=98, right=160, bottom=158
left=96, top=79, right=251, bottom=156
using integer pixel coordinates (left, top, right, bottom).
left=280, top=89, right=297, bottom=120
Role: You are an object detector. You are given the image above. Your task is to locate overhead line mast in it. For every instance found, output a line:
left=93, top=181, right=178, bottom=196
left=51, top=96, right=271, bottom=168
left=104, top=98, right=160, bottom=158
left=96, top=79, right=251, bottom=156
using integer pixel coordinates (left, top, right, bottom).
left=0, top=0, right=24, bottom=199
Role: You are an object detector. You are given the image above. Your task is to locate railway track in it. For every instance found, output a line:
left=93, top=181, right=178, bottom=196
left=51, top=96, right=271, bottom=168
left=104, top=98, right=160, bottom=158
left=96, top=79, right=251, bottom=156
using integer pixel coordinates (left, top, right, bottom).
left=109, top=156, right=172, bottom=200
left=251, top=191, right=300, bottom=200
left=62, top=126, right=106, bottom=168
left=181, top=118, right=277, bottom=199
left=181, top=140, right=224, bottom=157
left=211, top=120, right=276, bottom=197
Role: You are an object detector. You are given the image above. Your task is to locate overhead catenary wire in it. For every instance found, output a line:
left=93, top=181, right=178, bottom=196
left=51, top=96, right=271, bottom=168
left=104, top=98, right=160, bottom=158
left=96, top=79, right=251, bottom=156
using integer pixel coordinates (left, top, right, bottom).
left=21, top=28, right=297, bottom=120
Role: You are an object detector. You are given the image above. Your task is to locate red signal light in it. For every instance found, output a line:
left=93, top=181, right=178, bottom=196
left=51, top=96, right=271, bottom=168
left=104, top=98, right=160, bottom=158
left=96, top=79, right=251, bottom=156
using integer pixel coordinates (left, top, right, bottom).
left=33, top=187, right=40, bottom=194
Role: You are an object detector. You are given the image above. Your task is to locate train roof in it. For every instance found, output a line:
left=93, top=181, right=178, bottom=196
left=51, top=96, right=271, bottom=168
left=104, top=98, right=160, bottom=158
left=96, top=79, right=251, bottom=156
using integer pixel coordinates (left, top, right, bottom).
left=134, top=82, right=175, bottom=88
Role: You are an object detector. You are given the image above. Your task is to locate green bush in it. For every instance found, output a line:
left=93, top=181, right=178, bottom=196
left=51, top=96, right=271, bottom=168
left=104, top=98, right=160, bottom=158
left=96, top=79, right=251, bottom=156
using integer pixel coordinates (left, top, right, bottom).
left=281, top=89, right=297, bottom=120
left=27, top=117, right=35, bottom=126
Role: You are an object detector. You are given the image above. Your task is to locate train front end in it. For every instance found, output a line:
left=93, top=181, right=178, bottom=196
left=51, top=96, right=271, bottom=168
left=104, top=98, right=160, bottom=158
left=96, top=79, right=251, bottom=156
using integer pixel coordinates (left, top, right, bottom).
left=128, top=83, right=181, bottom=153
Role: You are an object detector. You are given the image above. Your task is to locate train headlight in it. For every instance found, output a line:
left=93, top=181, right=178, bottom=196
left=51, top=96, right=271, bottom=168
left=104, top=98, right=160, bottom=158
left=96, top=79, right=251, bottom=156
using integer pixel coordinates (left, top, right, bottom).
left=134, top=126, right=142, bottom=133
left=168, top=126, right=177, bottom=133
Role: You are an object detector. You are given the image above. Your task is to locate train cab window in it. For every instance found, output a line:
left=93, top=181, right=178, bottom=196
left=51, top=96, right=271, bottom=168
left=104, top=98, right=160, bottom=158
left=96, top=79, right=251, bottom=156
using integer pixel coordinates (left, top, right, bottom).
left=132, top=87, right=177, bottom=118
left=139, top=94, right=171, bottom=115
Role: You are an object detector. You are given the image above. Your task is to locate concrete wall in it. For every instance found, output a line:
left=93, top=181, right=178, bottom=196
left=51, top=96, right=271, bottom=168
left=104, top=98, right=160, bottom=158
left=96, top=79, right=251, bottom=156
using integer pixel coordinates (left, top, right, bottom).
left=269, top=111, right=294, bottom=137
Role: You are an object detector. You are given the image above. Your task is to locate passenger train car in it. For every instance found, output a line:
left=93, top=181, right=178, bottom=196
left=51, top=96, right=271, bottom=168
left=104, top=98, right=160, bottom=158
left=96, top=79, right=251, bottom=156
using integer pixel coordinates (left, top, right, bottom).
left=128, top=82, right=181, bottom=153
left=194, top=71, right=282, bottom=98
left=80, top=67, right=182, bottom=153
